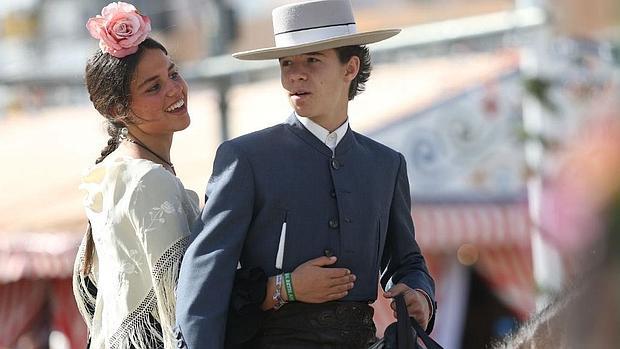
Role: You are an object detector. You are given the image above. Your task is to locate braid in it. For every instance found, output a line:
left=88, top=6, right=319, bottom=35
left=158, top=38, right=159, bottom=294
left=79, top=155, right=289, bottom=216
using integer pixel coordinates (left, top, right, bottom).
left=82, top=120, right=122, bottom=275
left=95, top=120, right=123, bottom=164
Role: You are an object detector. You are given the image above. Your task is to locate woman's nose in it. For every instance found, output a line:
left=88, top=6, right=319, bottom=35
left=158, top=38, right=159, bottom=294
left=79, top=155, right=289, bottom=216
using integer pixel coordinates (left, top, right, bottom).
left=167, top=80, right=183, bottom=97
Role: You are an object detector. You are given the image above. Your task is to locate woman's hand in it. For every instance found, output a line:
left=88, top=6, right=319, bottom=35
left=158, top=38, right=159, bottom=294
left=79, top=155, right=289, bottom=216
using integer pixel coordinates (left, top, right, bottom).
left=289, top=256, right=355, bottom=303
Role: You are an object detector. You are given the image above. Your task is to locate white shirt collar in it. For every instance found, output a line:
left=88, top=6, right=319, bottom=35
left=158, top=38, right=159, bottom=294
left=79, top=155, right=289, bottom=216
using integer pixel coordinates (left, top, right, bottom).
left=295, top=113, right=349, bottom=153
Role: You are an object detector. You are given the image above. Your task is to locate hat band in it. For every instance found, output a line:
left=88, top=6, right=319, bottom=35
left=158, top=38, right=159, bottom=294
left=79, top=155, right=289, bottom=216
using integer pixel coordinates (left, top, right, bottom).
left=275, top=23, right=357, bottom=48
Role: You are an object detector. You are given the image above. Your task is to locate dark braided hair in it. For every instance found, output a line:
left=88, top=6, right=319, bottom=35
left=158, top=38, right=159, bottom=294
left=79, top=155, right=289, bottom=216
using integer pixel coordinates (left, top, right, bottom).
left=81, top=37, right=168, bottom=275
left=335, top=45, right=372, bottom=101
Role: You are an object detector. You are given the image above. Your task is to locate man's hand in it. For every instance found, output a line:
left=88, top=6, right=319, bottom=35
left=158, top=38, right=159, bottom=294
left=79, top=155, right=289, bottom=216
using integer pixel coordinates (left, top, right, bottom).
left=291, top=256, right=356, bottom=303
left=383, top=283, right=431, bottom=330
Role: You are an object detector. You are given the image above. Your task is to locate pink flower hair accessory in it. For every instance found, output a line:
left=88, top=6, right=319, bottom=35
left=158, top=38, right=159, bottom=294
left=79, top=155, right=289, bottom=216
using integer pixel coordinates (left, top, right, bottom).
left=86, top=2, right=151, bottom=58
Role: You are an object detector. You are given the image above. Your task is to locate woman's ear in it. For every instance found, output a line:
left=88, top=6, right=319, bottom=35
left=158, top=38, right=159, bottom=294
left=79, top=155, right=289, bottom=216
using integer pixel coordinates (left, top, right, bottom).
left=107, top=103, right=124, bottom=118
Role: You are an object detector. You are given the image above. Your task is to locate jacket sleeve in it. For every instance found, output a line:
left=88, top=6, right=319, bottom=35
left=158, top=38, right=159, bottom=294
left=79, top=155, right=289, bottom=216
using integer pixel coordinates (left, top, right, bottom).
left=380, top=153, right=437, bottom=332
left=175, top=141, right=255, bottom=349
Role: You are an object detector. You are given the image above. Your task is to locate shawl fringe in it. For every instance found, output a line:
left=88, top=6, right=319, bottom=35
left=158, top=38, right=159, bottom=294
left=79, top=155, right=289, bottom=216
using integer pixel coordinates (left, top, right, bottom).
left=73, top=235, right=189, bottom=349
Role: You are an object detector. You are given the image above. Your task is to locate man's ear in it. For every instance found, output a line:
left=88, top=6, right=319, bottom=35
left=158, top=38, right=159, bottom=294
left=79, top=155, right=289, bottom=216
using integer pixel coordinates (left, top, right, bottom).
left=344, top=56, right=360, bottom=82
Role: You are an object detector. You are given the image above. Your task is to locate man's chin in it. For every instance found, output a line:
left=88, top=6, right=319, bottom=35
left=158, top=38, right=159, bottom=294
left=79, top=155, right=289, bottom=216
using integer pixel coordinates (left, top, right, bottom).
left=294, top=110, right=314, bottom=118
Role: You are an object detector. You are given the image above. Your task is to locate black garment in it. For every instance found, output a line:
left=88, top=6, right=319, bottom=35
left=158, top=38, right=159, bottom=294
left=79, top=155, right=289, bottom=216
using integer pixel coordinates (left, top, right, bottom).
left=253, top=301, right=377, bottom=349
left=225, top=267, right=268, bottom=349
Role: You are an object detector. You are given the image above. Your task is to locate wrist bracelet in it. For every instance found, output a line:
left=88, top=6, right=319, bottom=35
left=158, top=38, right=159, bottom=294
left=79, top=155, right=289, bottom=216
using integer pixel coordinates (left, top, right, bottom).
left=273, top=274, right=287, bottom=310
left=283, top=272, right=296, bottom=302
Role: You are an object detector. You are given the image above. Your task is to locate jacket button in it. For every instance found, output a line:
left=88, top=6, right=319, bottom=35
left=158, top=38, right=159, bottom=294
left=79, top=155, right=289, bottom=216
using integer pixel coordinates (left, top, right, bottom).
left=324, top=249, right=334, bottom=257
left=331, top=159, right=341, bottom=170
left=344, top=217, right=352, bottom=223
left=330, top=190, right=337, bottom=198
left=328, top=218, right=339, bottom=229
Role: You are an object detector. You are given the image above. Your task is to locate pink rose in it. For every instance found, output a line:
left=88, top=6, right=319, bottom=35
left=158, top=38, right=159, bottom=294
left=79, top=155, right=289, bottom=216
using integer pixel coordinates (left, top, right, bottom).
left=86, top=2, right=151, bottom=58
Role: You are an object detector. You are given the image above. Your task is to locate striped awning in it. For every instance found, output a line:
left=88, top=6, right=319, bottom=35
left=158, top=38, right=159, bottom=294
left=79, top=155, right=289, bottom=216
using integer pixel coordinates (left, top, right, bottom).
left=0, top=279, right=49, bottom=347
left=0, top=279, right=88, bottom=348
left=0, top=233, right=81, bottom=283
left=476, top=246, right=535, bottom=318
left=413, top=202, right=531, bottom=251
left=372, top=245, right=535, bottom=338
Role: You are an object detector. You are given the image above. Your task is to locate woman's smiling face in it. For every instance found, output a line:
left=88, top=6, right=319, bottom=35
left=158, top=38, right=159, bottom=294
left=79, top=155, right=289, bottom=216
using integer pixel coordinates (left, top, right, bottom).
left=128, top=48, right=190, bottom=136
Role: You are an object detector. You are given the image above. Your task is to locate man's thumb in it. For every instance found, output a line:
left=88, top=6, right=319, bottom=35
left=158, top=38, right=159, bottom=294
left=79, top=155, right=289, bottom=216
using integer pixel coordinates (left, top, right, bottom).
left=383, top=283, right=406, bottom=298
left=311, top=255, right=337, bottom=266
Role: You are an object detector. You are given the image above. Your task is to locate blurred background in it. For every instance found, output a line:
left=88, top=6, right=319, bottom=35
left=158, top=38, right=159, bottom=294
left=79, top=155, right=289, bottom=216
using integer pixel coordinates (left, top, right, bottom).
left=0, top=0, right=618, bottom=348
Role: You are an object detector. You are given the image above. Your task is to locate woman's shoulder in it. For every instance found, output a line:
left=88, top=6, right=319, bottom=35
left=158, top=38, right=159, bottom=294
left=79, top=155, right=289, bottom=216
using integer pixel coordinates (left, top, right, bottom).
left=80, top=156, right=183, bottom=208
left=81, top=156, right=172, bottom=187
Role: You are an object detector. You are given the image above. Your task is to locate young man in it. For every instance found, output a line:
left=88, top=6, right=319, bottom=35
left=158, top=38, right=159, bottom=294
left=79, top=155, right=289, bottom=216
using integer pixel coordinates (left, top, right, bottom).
left=176, top=1, right=436, bottom=348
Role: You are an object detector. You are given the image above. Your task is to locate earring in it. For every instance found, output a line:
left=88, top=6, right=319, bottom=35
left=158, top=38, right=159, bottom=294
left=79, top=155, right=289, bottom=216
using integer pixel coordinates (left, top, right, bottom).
left=119, top=127, right=129, bottom=140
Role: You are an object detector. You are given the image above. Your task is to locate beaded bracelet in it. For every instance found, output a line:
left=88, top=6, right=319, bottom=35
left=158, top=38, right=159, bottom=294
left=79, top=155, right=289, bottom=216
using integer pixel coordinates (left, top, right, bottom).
left=273, top=273, right=287, bottom=310
left=283, top=272, right=296, bottom=302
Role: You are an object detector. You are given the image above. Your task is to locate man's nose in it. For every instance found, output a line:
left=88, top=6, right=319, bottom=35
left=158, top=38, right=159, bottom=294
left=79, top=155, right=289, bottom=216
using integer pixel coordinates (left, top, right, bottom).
left=287, top=65, right=308, bottom=81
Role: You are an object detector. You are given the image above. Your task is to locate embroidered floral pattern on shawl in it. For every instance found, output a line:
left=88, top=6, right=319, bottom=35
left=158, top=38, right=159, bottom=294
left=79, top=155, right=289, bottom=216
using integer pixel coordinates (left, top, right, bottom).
left=73, top=157, right=199, bottom=349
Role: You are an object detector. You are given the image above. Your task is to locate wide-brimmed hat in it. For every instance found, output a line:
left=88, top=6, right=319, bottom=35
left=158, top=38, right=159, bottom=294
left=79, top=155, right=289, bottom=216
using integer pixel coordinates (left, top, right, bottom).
left=232, top=0, right=401, bottom=60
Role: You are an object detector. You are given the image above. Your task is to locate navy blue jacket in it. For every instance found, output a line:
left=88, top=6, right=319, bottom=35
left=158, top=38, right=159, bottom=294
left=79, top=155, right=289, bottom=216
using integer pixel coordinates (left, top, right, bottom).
left=176, top=115, right=435, bottom=349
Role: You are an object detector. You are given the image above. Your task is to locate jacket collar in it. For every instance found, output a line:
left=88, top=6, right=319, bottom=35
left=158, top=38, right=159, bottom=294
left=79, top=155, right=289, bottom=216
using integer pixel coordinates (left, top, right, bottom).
left=286, top=113, right=354, bottom=157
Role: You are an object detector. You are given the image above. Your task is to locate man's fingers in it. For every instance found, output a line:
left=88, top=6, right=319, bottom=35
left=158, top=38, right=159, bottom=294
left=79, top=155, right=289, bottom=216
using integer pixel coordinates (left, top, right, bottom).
left=383, top=283, right=409, bottom=297
left=326, top=291, right=348, bottom=301
left=330, top=282, right=354, bottom=293
left=328, top=272, right=355, bottom=284
left=322, top=268, right=351, bottom=278
left=309, top=256, right=337, bottom=267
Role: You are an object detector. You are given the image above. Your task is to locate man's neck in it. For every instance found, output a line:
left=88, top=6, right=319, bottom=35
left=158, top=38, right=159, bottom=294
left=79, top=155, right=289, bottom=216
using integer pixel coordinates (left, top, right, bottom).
left=303, top=107, right=348, bottom=132
left=298, top=114, right=347, bottom=132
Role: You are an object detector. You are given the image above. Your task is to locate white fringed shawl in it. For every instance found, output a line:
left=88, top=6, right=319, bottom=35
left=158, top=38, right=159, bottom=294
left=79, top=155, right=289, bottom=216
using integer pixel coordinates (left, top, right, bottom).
left=73, top=157, right=200, bottom=349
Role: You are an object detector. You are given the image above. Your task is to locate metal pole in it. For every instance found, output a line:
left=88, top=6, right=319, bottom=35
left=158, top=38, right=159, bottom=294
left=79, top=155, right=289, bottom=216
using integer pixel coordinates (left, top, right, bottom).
left=216, top=77, right=231, bottom=142
left=520, top=27, right=564, bottom=312
left=209, top=0, right=236, bottom=141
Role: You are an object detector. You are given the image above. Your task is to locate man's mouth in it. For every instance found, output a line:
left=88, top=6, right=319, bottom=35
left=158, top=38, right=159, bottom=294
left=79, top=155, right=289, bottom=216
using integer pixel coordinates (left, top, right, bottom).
left=290, top=91, right=310, bottom=97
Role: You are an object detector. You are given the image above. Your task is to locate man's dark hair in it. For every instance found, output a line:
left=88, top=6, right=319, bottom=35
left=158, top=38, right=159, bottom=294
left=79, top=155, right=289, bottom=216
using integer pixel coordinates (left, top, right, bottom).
left=335, top=45, right=371, bottom=101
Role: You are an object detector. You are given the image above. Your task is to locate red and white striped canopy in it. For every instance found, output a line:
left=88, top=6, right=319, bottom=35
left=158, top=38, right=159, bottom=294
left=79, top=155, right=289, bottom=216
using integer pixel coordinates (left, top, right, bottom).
left=0, top=232, right=81, bottom=283
left=413, top=202, right=531, bottom=251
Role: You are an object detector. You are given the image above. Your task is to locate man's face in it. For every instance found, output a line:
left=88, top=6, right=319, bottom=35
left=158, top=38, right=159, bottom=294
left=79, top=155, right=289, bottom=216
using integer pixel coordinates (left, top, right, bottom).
left=279, top=49, right=358, bottom=126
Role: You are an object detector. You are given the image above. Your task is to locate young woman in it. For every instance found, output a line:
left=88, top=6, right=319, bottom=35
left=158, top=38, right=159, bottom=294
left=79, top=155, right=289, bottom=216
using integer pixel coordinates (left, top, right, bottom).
left=72, top=3, right=198, bottom=348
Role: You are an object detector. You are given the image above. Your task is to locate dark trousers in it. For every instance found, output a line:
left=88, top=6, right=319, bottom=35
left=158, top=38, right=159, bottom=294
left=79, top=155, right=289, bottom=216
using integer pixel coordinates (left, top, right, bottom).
left=253, top=301, right=377, bottom=349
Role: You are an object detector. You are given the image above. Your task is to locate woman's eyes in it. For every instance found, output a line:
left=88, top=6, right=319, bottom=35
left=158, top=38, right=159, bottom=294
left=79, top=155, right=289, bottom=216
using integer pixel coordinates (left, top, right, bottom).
left=145, top=72, right=181, bottom=93
left=146, top=83, right=160, bottom=93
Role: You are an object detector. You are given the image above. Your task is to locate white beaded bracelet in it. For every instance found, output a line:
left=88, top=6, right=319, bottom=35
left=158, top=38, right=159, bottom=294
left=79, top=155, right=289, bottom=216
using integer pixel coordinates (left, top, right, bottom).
left=273, top=273, right=287, bottom=310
